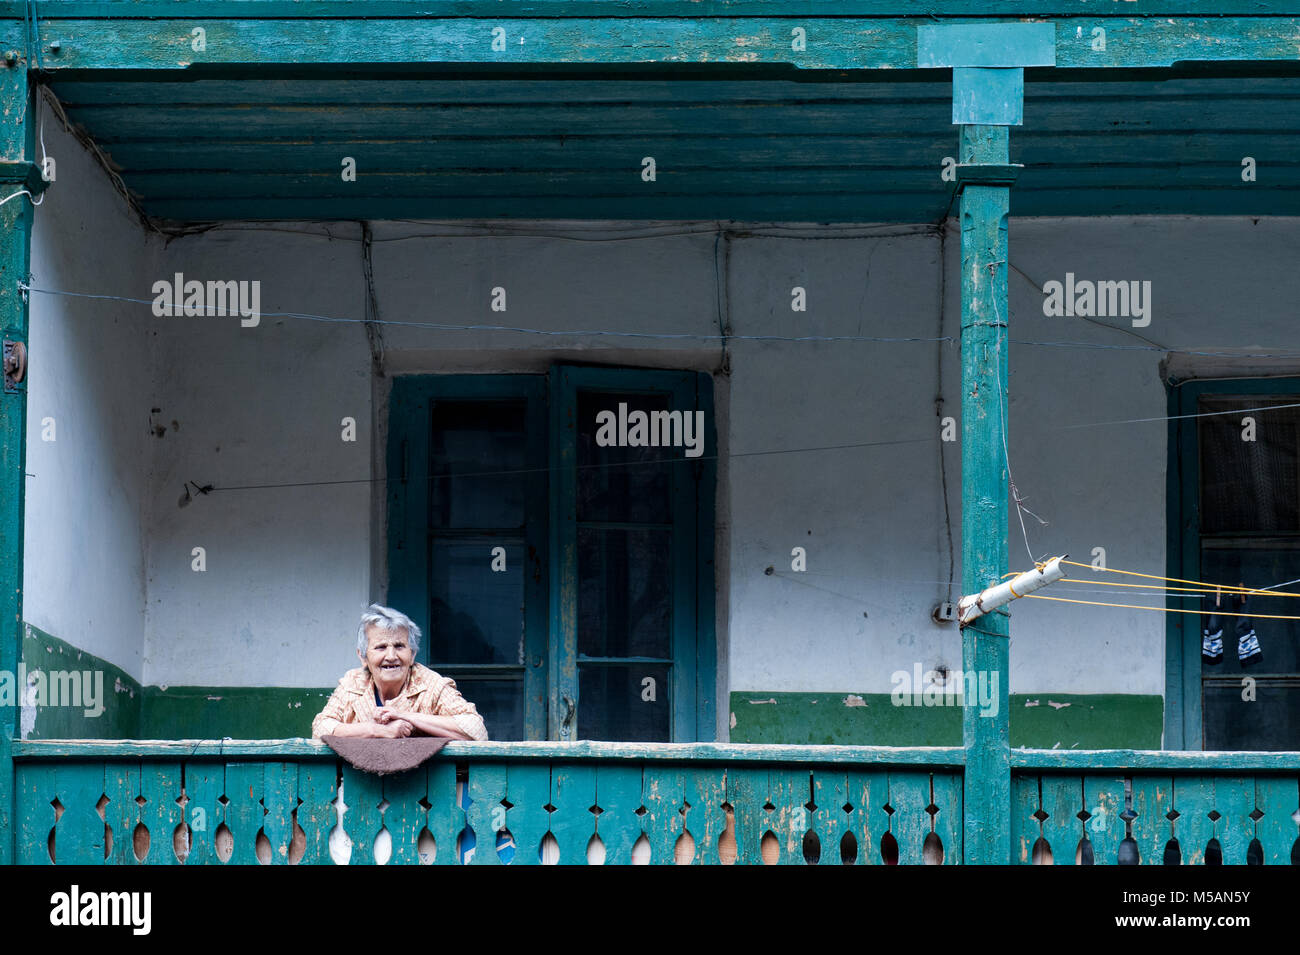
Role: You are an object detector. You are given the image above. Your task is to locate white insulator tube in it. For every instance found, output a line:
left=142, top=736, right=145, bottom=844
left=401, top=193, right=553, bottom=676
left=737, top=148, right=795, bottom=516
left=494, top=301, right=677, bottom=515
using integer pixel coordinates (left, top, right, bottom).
left=958, top=556, right=1068, bottom=625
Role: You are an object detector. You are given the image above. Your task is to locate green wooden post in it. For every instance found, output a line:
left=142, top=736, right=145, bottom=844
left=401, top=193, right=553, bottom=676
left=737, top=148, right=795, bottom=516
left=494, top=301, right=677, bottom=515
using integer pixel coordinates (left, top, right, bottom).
left=0, top=43, right=37, bottom=867
left=957, top=124, right=1014, bottom=865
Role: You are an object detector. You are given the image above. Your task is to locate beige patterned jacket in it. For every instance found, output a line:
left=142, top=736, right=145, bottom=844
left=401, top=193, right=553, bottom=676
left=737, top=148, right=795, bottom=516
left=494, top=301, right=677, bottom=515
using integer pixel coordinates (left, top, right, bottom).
left=311, top=663, right=489, bottom=741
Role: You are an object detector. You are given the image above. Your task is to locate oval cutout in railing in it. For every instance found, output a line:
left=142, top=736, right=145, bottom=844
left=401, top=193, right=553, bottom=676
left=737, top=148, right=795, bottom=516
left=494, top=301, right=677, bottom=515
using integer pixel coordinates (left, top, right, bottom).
left=214, top=822, right=234, bottom=864
left=586, top=833, right=606, bottom=865
left=879, top=831, right=899, bottom=865
left=288, top=809, right=306, bottom=865
left=496, top=828, right=516, bottom=865
left=373, top=826, right=392, bottom=865
left=1163, top=839, right=1181, bottom=865
left=922, top=831, right=944, bottom=865
left=1205, top=837, right=1222, bottom=865
left=802, top=829, right=821, bottom=865
left=1076, top=836, right=1094, bottom=865
left=840, top=830, right=858, bottom=865
left=631, top=833, right=651, bottom=865
left=173, top=823, right=191, bottom=864
left=255, top=827, right=273, bottom=865
left=674, top=828, right=695, bottom=865
left=417, top=827, right=436, bottom=865
left=104, top=823, right=113, bottom=862
left=718, top=805, right=737, bottom=865
left=455, top=825, right=473, bottom=864
left=1247, top=838, right=1263, bottom=866
left=132, top=822, right=150, bottom=863
left=1118, top=836, right=1139, bottom=866
left=1292, top=836, right=1300, bottom=866
left=1031, top=836, right=1052, bottom=865
left=47, top=827, right=55, bottom=865
left=539, top=831, right=560, bottom=864
left=760, top=829, right=779, bottom=865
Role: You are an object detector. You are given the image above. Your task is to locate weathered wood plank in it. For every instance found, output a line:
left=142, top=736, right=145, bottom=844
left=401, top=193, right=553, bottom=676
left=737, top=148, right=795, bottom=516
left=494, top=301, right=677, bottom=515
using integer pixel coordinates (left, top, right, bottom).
left=931, top=772, right=962, bottom=865
left=1172, top=775, right=1216, bottom=866
left=503, top=762, right=550, bottom=866
left=465, top=763, right=507, bottom=866
left=810, top=769, right=850, bottom=865
left=641, top=764, right=682, bottom=865
left=1082, top=775, right=1125, bottom=865
left=594, top=764, right=643, bottom=865
left=102, top=761, right=142, bottom=866
left=1011, top=774, right=1039, bottom=865
left=16, top=764, right=58, bottom=865
left=181, top=762, right=224, bottom=865
left=13, top=739, right=966, bottom=765
left=1253, top=776, right=1299, bottom=866
left=222, top=763, right=264, bottom=865
left=1130, top=775, right=1172, bottom=866
left=888, top=771, right=931, bottom=866
left=683, top=766, right=728, bottom=865
left=293, top=761, right=338, bottom=866
left=137, top=762, right=184, bottom=865
left=1039, top=775, right=1082, bottom=866
left=763, top=768, right=809, bottom=865
left=425, top=762, right=461, bottom=865
left=725, top=767, right=771, bottom=865
left=549, top=763, right=596, bottom=865
left=1213, top=776, right=1255, bottom=865
left=380, top=767, right=428, bottom=866
left=339, top=765, right=385, bottom=865
left=844, top=770, right=887, bottom=864
left=1013, top=749, right=1300, bottom=772
left=260, top=762, right=297, bottom=865
left=24, top=16, right=1300, bottom=72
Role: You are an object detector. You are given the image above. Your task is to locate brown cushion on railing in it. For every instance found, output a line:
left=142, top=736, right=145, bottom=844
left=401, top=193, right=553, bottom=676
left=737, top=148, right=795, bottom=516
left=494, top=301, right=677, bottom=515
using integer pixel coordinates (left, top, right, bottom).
left=322, top=735, right=451, bottom=775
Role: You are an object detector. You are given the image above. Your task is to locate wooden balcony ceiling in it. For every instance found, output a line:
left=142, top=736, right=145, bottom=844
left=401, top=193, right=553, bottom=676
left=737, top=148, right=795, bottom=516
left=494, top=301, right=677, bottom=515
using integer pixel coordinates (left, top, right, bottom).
left=47, top=65, right=1300, bottom=223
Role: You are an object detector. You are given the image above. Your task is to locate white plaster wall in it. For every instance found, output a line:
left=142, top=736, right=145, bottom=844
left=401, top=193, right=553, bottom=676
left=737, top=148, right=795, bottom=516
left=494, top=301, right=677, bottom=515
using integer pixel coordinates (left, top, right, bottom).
left=23, top=112, right=162, bottom=683
left=26, top=161, right=1300, bottom=706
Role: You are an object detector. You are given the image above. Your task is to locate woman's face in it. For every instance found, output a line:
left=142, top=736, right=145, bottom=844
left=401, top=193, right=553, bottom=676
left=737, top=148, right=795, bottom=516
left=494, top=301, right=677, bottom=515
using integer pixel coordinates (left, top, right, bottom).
left=360, top=624, right=414, bottom=689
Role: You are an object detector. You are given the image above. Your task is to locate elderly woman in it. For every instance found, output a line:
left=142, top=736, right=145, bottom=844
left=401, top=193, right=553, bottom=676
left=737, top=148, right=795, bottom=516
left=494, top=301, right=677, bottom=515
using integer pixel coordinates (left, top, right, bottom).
left=312, top=604, right=489, bottom=741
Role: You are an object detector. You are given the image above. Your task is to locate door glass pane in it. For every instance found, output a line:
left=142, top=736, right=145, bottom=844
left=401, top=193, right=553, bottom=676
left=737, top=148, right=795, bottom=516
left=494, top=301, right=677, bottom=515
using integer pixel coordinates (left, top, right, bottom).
left=578, top=527, right=671, bottom=659
left=1199, top=545, right=1300, bottom=677
left=430, top=399, right=530, bottom=529
left=578, top=664, right=670, bottom=742
left=430, top=539, right=525, bottom=665
left=576, top=390, right=674, bottom=524
left=435, top=674, right=523, bottom=741
left=1198, top=396, right=1300, bottom=534
left=1202, top=682, right=1300, bottom=751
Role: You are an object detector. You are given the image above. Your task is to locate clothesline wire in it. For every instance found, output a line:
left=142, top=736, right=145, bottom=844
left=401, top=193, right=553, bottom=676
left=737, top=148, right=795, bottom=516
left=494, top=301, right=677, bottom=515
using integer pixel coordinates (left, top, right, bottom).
left=1023, top=594, right=1300, bottom=621
left=20, top=284, right=1300, bottom=360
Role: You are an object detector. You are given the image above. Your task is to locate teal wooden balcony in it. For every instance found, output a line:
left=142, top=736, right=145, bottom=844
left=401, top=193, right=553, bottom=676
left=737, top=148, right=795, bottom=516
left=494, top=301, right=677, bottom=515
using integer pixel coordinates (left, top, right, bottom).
left=12, top=741, right=1300, bottom=864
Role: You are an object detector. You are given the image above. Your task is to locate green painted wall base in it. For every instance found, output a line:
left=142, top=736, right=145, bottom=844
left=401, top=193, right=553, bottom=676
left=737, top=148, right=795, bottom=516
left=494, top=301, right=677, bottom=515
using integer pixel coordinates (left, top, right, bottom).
left=20, top=624, right=331, bottom=740
left=729, top=691, right=1164, bottom=749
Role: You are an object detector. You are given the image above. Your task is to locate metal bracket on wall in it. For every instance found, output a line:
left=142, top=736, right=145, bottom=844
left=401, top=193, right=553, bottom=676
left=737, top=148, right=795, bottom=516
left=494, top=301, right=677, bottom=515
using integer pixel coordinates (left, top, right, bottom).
left=3, top=339, right=26, bottom=392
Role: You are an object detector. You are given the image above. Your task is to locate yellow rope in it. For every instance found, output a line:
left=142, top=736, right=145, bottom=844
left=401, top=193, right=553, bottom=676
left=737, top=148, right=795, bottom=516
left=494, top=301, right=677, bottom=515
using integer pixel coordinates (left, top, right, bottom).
left=1023, top=594, right=1300, bottom=620
left=1058, top=559, right=1290, bottom=596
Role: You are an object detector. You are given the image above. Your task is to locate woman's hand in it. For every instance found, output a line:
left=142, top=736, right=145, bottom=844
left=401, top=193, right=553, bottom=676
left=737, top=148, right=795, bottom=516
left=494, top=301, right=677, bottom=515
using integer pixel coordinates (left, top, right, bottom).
left=371, top=717, right=413, bottom=738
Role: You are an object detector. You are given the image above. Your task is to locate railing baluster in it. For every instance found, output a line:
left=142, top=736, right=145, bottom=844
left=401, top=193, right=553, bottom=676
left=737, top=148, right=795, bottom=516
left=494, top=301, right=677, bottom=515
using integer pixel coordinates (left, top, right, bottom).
left=641, top=764, right=681, bottom=864
left=182, top=763, right=224, bottom=865
left=425, top=761, right=460, bottom=865
left=102, top=761, right=141, bottom=866
left=594, top=763, right=642, bottom=864
left=887, top=770, right=931, bottom=865
left=1214, top=776, right=1255, bottom=865
left=259, top=762, right=296, bottom=864
left=465, top=763, right=507, bottom=865
left=1083, top=775, right=1124, bottom=864
left=1173, top=776, right=1214, bottom=865
left=1129, top=776, right=1172, bottom=866
left=339, top=764, right=383, bottom=865
left=224, top=763, right=265, bottom=865
left=504, top=762, right=550, bottom=866
left=137, top=762, right=182, bottom=866
left=681, top=764, right=727, bottom=865
left=550, top=763, right=596, bottom=865
left=726, top=766, right=767, bottom=865
left=1039, top=775, right=1082, bottom=866
left=294, top=762, right=336, bottom=865
left=383, top=766, right=427, bottom=866
left=1011, top=773, right=1040, bottom=864
left=16, top=764, right=58, bottom=864
left=1253, top=776, right=1299, bottom=865
left=932, top=772, right=963, bottom=865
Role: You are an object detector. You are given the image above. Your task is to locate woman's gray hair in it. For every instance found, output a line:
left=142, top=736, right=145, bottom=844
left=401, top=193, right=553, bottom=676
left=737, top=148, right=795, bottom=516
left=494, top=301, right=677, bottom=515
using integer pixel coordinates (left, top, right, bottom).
left=357, top=603, right=422, bottom=655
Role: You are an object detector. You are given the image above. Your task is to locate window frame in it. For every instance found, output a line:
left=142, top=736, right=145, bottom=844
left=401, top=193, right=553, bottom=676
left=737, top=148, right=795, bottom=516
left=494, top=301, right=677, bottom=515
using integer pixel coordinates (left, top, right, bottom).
left=386, top=367, right=717, bottom=743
